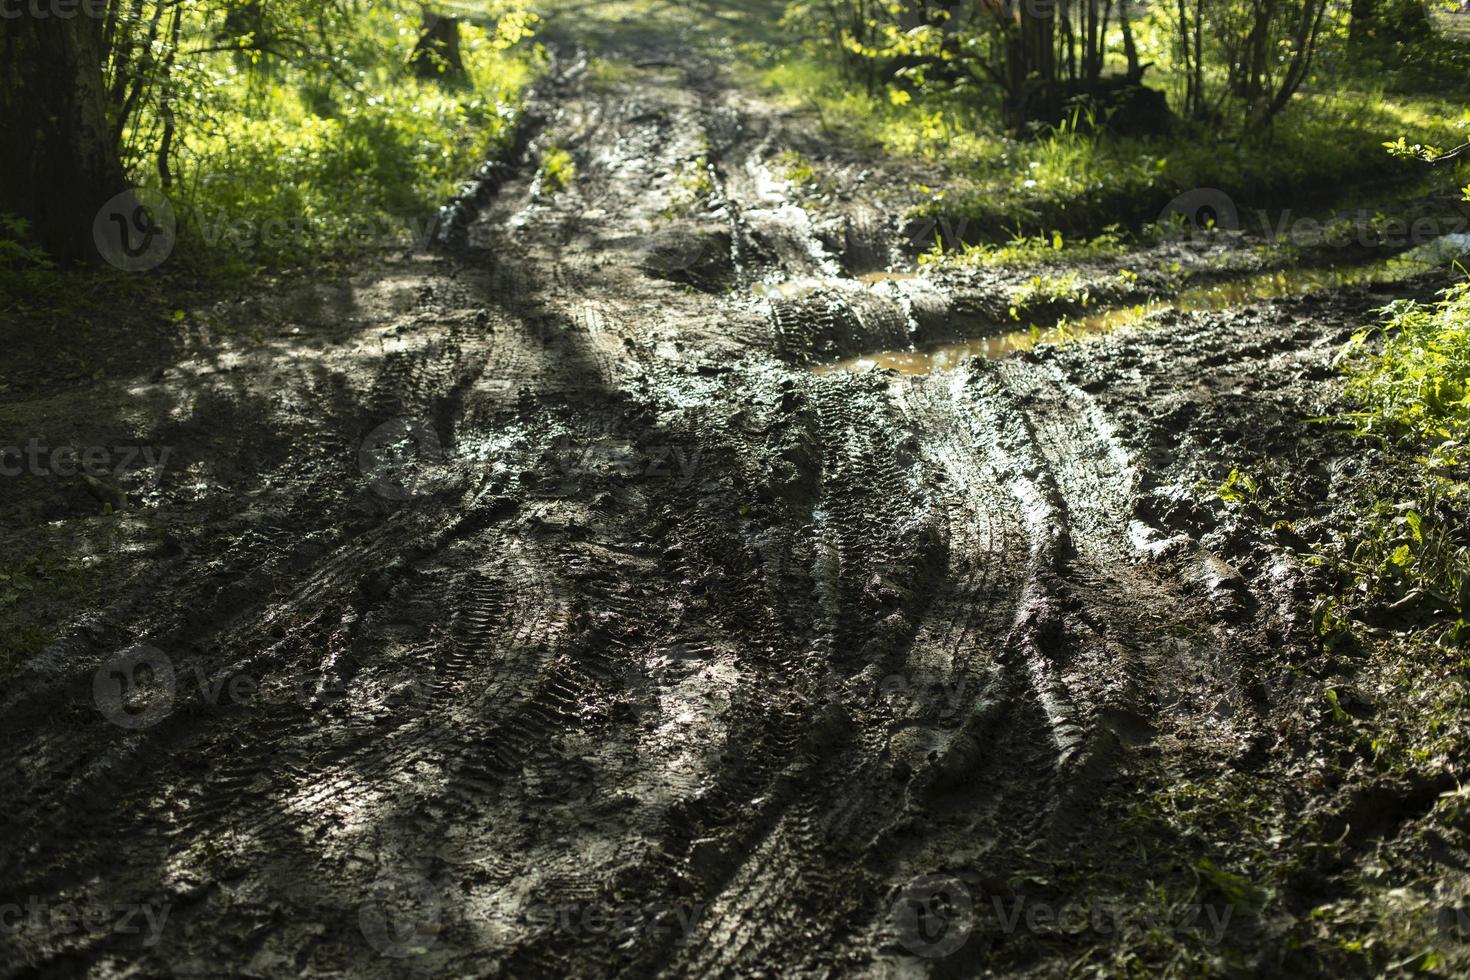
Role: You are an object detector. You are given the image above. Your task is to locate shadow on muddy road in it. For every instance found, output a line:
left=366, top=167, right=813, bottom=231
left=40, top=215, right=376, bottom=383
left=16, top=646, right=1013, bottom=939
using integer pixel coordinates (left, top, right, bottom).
left=4, top=18, right=1470, bottom=980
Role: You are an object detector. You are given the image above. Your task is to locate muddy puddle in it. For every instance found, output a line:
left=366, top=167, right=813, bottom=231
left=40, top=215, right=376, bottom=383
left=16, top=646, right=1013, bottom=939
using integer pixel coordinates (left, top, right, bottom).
left=816, top=233, right=1470, bottom=375
left=751, top=269, right=918, bottom=300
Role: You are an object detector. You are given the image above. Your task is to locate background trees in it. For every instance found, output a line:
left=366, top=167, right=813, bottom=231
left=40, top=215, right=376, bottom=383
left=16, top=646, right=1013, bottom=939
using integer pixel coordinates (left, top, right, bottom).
left=0, top=0, right=537, bottom=266
left=789, top=0, right=1382, bottom=132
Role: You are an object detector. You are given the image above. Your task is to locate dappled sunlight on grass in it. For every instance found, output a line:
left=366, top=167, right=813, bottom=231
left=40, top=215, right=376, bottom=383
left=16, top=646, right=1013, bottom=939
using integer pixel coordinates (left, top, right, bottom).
left=756, top=44, right=1470, bottom=237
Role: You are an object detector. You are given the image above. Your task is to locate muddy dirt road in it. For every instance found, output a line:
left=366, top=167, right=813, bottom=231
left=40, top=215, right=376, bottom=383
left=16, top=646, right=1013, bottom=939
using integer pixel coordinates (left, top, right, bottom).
left=4, top=25, right=1468, bottom=980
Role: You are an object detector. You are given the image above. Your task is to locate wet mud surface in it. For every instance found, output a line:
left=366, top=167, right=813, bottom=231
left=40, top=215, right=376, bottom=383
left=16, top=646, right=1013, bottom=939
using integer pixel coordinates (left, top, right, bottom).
left=4, top=37, right=1469, bottom=979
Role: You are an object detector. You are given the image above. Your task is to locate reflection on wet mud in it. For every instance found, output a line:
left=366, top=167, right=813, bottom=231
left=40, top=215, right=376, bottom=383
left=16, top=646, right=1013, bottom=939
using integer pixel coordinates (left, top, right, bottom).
left=817, top=234, right=1470, bottom=375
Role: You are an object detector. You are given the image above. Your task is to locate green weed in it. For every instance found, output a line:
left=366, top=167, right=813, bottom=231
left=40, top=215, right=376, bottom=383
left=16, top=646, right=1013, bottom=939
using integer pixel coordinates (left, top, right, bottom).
left=539, top=145, right=577, bottom=194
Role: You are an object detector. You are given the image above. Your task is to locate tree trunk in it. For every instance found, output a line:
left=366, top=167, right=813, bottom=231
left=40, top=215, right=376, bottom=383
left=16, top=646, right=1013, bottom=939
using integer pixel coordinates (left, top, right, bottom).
left=221, top=0, right=264, bottom=43
left=1002, top=6, right=1058, bottom=128
left=1350, top=0, right=1433, bottom=46
left=1120, top=0, right=1141, bottom=81
left=0, top=13, right=126, bottom=264
left=410, top=13, right=466, bottom=81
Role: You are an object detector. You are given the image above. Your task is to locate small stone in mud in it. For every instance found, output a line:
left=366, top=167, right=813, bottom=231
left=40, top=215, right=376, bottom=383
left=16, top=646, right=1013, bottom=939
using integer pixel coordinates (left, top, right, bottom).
left=1196, top=551, right=1245, bottom=594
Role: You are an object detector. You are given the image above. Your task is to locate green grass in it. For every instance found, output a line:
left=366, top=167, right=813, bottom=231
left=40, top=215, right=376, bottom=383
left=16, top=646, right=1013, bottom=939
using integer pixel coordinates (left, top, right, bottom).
left=538, top=144, right=577, bottom=194
left=156, top=7, right=540, bottom=272
left=2, top=3, right=541, bottom=309
left=756, top=46, right=1470, bottom=239
left=1340, top=279, right=1470, bottom=455
left=1326, top=278, right=1470, bottom=648
left=774, top=149, right=817, bottom=187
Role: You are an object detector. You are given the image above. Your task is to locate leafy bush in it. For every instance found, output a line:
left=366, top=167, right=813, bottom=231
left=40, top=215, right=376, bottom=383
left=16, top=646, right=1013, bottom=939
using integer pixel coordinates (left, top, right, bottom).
left=0, top=215, right=53, bottom=272
left=1329, top=226, right=1470, bottom=647
left=123, top=1, right=540, bottom=272
left=1340, top=279, right=1470, bottom=456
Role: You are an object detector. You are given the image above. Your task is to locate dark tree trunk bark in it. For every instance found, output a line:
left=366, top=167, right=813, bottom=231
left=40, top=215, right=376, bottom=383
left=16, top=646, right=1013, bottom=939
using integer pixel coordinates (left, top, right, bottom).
left=0, top=12, right=127, bottom=263
left=1002, top=7, right=1058, bottom=129
left=1120, top=0, right=1141, bottom=81
left=410, top=13, right=465, bottom=81
left=1350, top=0, right=1432, bottom=46
left=222, top=0, right=264, bottom=42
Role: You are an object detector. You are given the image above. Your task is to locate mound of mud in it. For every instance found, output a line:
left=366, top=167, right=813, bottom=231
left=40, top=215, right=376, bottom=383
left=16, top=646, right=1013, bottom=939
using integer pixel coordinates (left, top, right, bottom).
left=638, top=228, right=737, bottom=293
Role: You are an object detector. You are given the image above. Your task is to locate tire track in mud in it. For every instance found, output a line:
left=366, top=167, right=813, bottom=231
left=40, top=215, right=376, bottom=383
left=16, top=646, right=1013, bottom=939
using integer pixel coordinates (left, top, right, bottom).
left=0, top=44, right=1386, bottom=979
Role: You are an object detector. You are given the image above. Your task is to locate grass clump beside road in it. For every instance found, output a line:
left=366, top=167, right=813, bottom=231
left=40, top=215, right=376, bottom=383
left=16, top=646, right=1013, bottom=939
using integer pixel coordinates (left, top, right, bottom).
left=1328, top=271, right=1470, bottom=651
left=755, top=33, right=1470, bottom=240
left=538, top=145, right=577, bottom=194
left=1242, top=222, right=1470, bottom=975
left=1342, top=278, right=1470, bottom=460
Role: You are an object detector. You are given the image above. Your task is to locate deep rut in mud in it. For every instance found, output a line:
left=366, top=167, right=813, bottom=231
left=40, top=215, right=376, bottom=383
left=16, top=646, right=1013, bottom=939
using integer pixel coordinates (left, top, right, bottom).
left=2, top=43, right=1461, bottom=978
